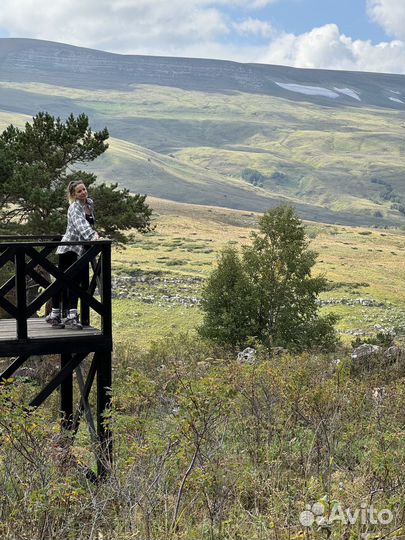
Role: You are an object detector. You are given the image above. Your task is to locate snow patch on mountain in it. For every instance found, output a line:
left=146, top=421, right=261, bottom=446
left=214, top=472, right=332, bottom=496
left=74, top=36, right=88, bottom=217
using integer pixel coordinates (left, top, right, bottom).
left=274, top=82, right=339, bottom=98
left=388, top=96, right=403, bottom=104
left=333, top=87, right=361, bottom=101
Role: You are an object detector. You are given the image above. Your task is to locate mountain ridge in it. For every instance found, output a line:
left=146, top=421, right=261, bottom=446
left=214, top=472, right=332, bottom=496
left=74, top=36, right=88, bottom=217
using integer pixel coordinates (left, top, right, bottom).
left=0, top=38, right=403, bottom=109
left=0, top=38, right=404, bottom=228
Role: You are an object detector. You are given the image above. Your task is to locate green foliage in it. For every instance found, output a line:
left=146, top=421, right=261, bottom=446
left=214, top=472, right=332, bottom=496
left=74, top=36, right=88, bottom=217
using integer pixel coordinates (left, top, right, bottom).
left=0, top=112, right=152, bottom=240
left=270, top=171, right=288, bottom=183
left=241, top=168, right=265, bottom=187
left=200, top=205, right=338, bottom=351
left=390, top=202, right=405, bottom=215
left=351, top=331, right=395, bottom=349
left=89, top=181, right=153, bottom=242
left=199, top=247, right=258, bottom=346
left=1, top=336, right=403, bottom=539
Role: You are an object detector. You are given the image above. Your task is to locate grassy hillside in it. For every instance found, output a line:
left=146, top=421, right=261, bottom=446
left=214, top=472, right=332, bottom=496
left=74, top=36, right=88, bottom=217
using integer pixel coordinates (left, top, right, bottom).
left=0, top=85, right=403, bottom=227
left=106, top=198, right=405, bottom=349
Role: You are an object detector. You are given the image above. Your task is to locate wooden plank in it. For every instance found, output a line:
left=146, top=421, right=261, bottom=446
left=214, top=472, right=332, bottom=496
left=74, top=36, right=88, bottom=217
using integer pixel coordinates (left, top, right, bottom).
left=101, top=245, right=112, bottom=341
left=0, top=245, right=15, bottom=269
left=0, top=244, right=54, bottom=297
left=80, top=261, right=90, bottom=326
left=72, top=354, right=98, bottom=435
left=0, top=318, right=101, bottom=340
left=61, top=353, right=73, bottom=430
left=0, top=296, right=18, bottom=319
left=0, top=334, right=112, bottom=357
left=0, top=240, right=112, bottom=361
left=0, top=239, right=111, bottom=248
left=75, top=364, right=98, bottom=444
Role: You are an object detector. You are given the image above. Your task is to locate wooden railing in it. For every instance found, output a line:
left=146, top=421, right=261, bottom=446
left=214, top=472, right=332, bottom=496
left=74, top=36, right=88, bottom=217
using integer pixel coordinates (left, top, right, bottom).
left=0, top=236, right=112, bottom=341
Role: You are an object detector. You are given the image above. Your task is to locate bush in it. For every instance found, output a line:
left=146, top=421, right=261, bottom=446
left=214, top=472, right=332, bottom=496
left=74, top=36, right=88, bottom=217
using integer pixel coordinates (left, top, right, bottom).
left=241, top=168, right=265, bottom=186
left=1, top=337, right=403, bottom=539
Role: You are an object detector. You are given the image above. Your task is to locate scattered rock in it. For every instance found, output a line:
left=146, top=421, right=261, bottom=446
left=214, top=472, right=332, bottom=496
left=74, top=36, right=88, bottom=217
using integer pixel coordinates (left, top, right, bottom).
left=384, top=346, right=404, bottom=363
left=111, top=274, right=202, bottom=306
left=196, top=361, right=210, bottom=369
left=237, top=347, right=256, bottom=364
left=351, top=343, right=381, bottom=361
left=317, top=297, right=386, bottom=307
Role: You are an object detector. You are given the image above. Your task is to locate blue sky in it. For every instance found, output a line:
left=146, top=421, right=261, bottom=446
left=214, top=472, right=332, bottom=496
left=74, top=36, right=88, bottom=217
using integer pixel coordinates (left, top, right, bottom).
left=0, top=0, right=403, bottom=73
left=221, top=0, right=388, bottom=43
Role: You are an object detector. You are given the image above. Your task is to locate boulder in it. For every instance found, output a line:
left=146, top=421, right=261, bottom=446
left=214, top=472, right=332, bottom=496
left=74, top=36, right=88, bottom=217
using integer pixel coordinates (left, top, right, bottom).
left=351, top=343, right=381, bottom=361
left=237, top=347, right=256, bottom=364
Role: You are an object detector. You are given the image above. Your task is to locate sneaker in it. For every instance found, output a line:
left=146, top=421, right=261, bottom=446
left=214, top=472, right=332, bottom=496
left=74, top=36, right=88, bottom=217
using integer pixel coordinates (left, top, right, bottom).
left=46, top=315, right=65, bottom=329
left=45, top=312, right=57, bottom=323
left=64, top=315, right=83, bottom=330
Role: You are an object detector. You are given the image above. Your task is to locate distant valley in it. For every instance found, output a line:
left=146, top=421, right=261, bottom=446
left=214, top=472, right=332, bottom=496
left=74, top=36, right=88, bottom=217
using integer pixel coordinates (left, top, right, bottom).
left=0, top=38, right=404, bottom=227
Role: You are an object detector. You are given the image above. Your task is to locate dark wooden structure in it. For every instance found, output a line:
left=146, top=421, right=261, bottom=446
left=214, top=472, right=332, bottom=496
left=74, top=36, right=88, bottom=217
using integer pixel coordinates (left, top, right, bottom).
left=0, top=236, right=113, bottom=476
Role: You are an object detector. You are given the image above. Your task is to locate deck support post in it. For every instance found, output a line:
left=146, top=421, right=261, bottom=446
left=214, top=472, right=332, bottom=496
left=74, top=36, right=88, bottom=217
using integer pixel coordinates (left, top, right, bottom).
left=96, top=350, right=112, bottom=477
left=60, top=353, right=74, bottom=430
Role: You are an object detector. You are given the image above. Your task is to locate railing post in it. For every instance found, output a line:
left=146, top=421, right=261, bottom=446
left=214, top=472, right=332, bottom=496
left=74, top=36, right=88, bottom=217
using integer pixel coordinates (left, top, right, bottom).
left=100, top=243, right=112, bottom=342
left=15, top=246, right=27, bottom=340
left=80, top=256, right=90, bottom=326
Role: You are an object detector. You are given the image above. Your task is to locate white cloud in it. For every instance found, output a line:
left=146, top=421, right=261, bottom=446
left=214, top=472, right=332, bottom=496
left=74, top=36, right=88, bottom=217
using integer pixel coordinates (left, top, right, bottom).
left=367, top=0, right=405, bottom=39
left=250, top=0, right=278, bottom=6
left=256, top=24, right=405, bottom=74
left=0, top=0, right=276, bottom=60
left=234, top=17, right=274, bottom=38
left=0, top=0, right=230, bottom=51
left=0, top=1, right=403, bottom=73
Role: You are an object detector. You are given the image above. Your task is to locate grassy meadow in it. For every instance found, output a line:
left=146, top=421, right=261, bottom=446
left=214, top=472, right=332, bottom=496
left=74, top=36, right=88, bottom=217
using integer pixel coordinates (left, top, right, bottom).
left=110, top=197, right=404, bottom=349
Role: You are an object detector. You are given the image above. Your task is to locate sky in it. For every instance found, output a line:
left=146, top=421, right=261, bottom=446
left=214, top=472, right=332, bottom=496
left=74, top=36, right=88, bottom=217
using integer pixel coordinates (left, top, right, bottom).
left=0, top=0, right=404, bottom=73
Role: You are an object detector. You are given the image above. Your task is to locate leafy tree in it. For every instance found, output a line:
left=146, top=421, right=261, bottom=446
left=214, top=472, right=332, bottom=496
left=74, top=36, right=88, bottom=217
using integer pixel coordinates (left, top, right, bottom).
left=199, top=247, right=258, bottom=345
left=199, top=205, right=338, bottom=352
left=0, top=112, right=152, bottom=240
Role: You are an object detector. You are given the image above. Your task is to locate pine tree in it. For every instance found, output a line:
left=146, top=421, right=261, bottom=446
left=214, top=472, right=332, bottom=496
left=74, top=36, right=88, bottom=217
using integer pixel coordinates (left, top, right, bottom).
left=0, top=112, right=152, bottom=239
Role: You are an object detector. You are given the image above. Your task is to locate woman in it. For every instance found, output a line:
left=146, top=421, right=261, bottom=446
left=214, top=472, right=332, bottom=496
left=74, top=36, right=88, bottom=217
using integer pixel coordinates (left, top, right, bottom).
left=46, top=180, right=99, bottom=329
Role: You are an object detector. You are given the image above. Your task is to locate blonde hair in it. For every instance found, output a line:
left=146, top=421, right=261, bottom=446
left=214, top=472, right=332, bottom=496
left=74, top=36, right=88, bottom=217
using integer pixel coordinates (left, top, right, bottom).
left=67, top=180, right=85, bottom=203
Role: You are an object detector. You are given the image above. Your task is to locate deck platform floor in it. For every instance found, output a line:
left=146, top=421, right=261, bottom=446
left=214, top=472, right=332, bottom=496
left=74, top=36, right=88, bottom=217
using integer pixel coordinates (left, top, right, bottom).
left=0, top=318, right=101, bottom=341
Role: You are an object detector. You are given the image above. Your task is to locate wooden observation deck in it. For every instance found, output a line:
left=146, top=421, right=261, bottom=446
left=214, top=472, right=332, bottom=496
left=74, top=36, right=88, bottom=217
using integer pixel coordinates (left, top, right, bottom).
left=0, top=236, right=113, bottom=476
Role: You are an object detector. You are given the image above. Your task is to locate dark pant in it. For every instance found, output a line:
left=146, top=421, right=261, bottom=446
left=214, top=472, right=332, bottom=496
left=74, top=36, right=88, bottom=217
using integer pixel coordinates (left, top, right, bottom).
left=52, top=251, right=79, bottom=311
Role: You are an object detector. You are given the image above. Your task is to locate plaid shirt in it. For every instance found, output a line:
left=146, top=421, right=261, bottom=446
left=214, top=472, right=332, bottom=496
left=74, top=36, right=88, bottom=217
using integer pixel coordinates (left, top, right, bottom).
left=56, top=199, right=97, bottom=256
